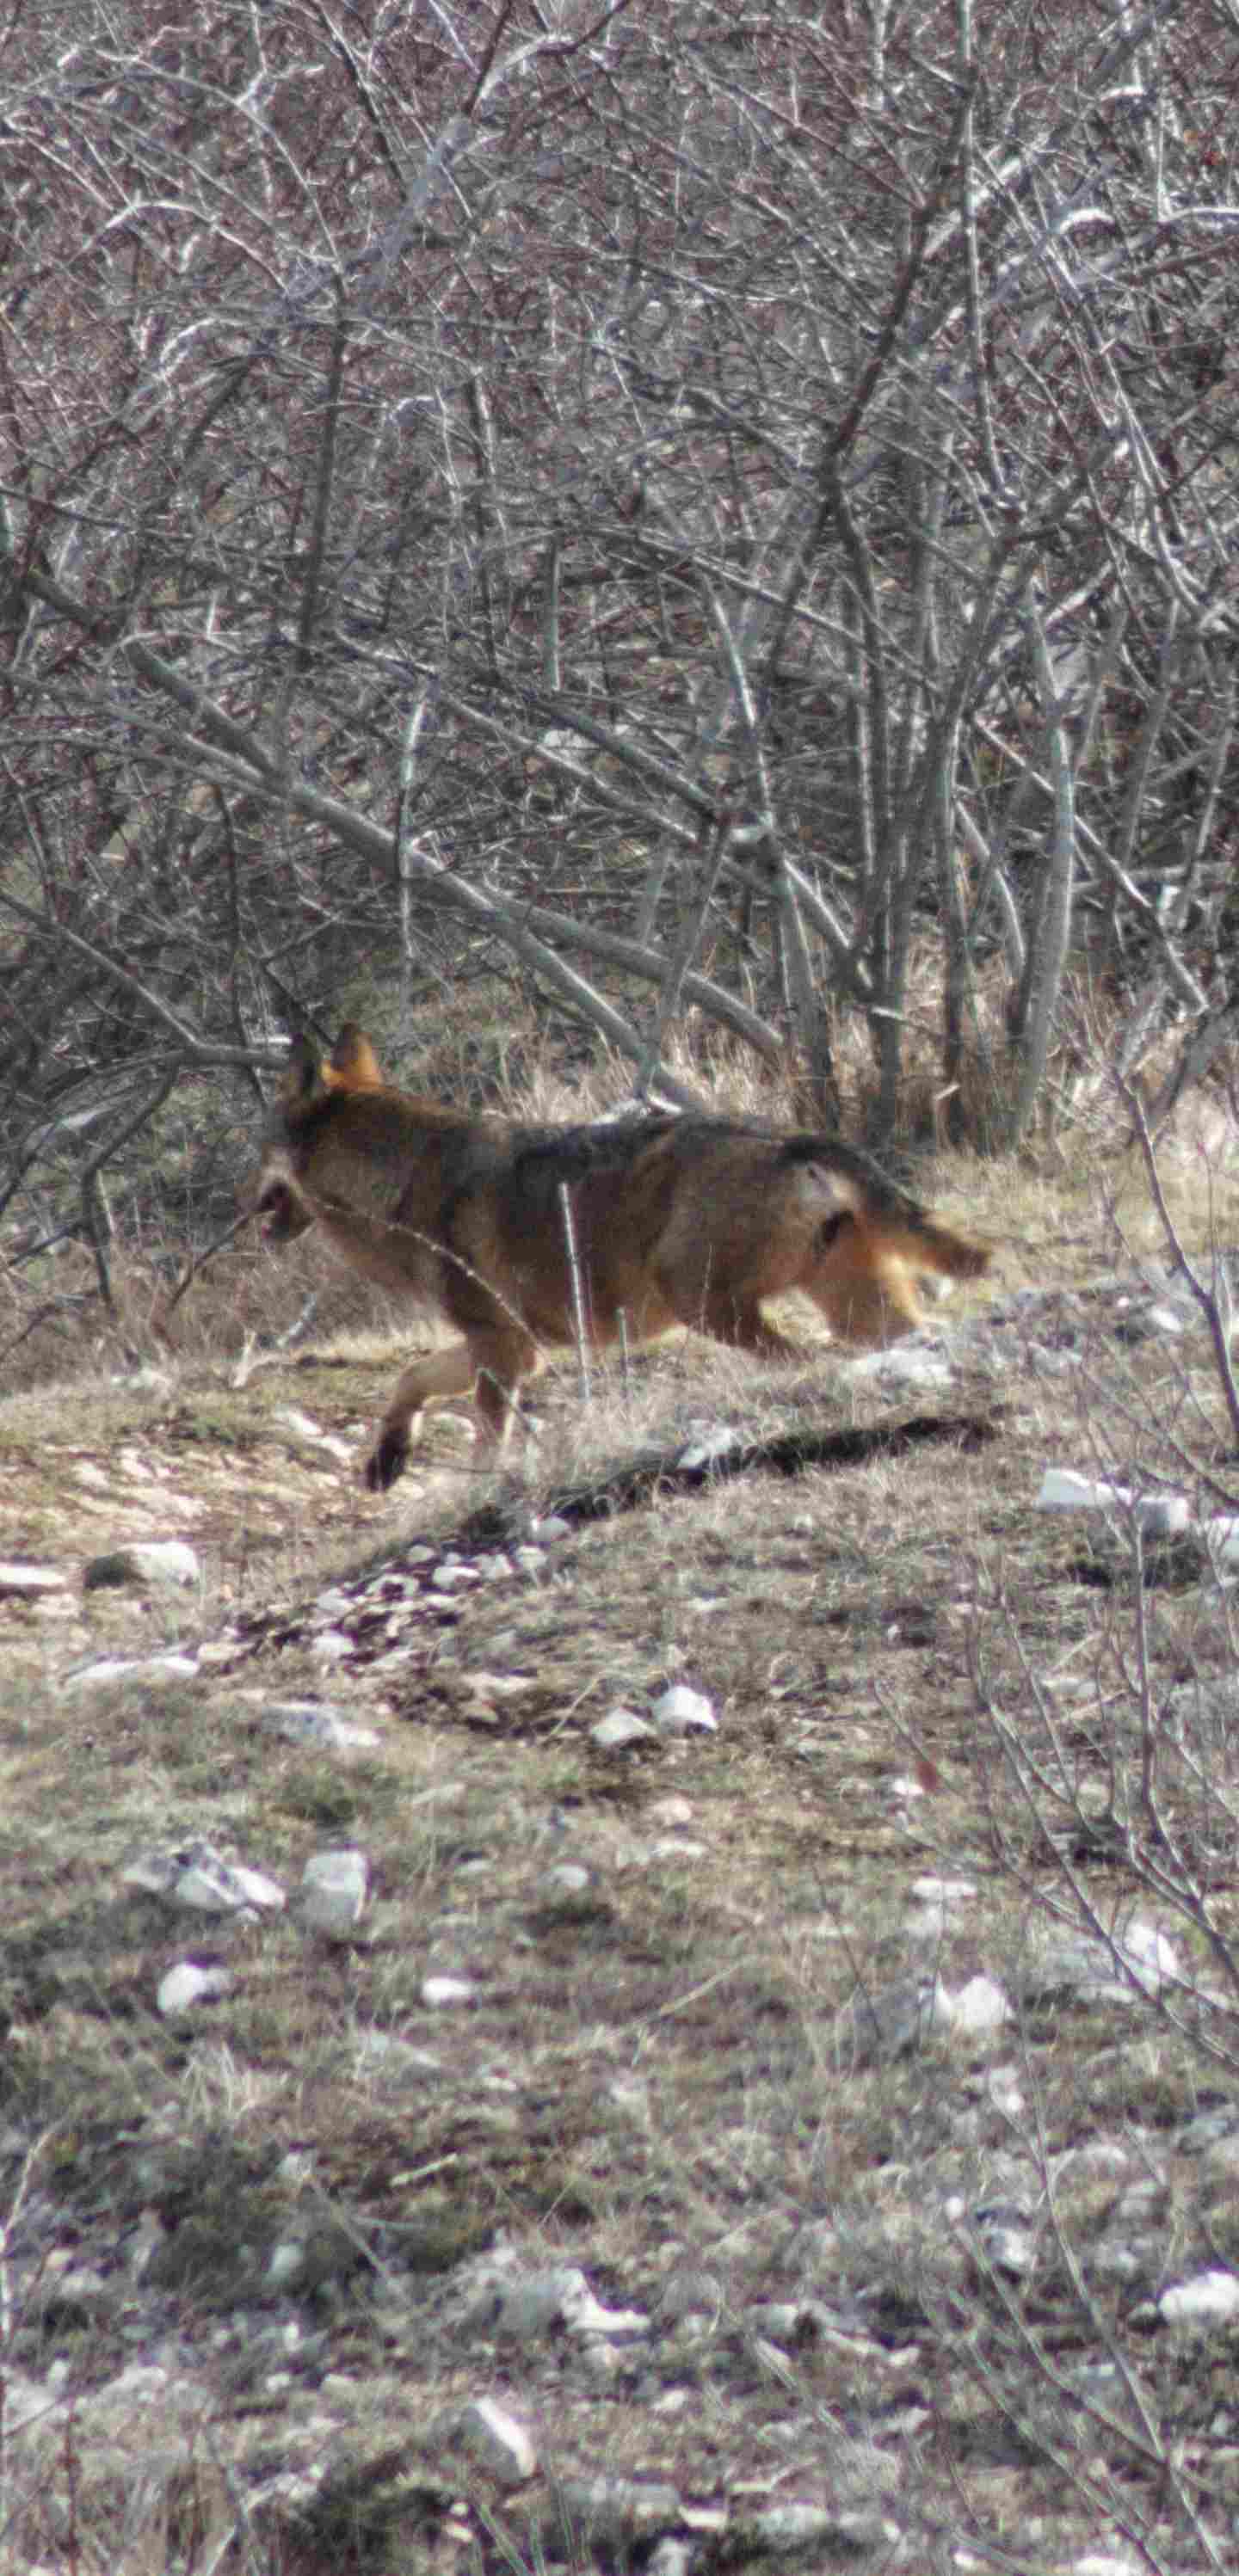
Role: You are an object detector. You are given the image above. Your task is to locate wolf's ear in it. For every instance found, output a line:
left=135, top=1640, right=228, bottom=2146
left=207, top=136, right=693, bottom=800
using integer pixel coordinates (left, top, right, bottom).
left=330, top=1025, right=385, bottom=1090
left=280, top=1034, right=327, bottom=1112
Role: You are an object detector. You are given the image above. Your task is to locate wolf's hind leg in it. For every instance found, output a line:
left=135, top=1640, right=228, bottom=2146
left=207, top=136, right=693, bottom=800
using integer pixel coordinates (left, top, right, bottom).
left=687, top=1289, right=806, bottom=1362
left=365, top=1343, right=480, bottom=1491
left=468, top=1325, right=543, bottom=1451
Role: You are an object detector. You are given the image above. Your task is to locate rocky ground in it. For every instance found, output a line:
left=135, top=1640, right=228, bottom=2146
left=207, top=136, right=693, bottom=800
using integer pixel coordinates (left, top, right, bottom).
left=3, top=1236, right=1239, bottom=2575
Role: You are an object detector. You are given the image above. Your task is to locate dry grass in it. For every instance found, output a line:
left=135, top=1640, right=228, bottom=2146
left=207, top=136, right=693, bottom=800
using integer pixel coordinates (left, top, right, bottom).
left=3, top=1017, right=1239, bottom=2572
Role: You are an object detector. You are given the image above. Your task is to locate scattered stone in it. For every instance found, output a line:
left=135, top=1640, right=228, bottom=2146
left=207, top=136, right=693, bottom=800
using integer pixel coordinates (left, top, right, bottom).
left=430, top=1561, right=479, bottom=1591
left=453, top=2396, right=538, bottom=2486
left=1035, top=1469, right=1190, bottom=1536
left=266, top=2241, right=307, bottom=2291
left=122, top=1839, right=285, bottom=1916
left=260, top=1701, right=382, bottom=1750
left=64, top=1651, right=200, bottom=1692
left=932, top=1975, right=1011, bottom=2035
left=83, top=1540, right=200, bottom=1591
left=0, top=1560, right=68, bottom=1598
left=848, top=1346, right=953, bottom=1391
left=591, top=1706, right=656, bottom=1749
left=1019, top=1923, right=1180, bottom=2007
left=1204, top=1516, right=1239, bottom=1569
left=646, top=1795, right=695, bottom=1829
left=459, top=1670, right=537, bottom=1705
left=1158, top=2269, right=1239, bottom=2327
left=298, top=1850, right=368, bottom=1938
left=270, top=1407, right=354, bottom=1463
left=351, top=2032, right=443, bottom=2083
left=157, top=1962, right=231, bottom=2016
left=538, top=1861, right=594, bottom=1899
left=908, top=1877, right=977, bottom=1934
left=742, top=2502, right=840, bottom=2554
left=1118, top=1919, right=1180, bottom=1995
left=976, top=2217, right=1037, bottom=2278
left=675, top=1423, right=743, bottom=1471
left=650, top=1683, right=717, bottom=1736
left=646, top=2542, right=695, bottom=2576
left=559, top=2275, right=650, bottom=2342
left=911, top=1874, right=977, bottom=1907
left=309, top=1631, right=354, bottom=1663
left=548, top=2475, right=682, bottom=2553
left=421, top=1975, right=476, bottom=2009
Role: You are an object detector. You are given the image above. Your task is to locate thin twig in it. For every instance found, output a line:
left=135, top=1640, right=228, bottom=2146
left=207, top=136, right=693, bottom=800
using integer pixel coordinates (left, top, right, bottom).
left=558, top=1180, right=592, bottom=1411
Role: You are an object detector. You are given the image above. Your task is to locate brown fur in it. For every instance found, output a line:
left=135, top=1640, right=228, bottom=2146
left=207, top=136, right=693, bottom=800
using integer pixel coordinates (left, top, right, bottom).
left=252, top=1027, right=991, bottom=1490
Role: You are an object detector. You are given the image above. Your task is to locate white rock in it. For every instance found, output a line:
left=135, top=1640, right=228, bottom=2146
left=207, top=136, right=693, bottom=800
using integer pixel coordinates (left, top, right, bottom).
left=745, top=2504, right=835, bottom=2552
left=1159, top=2269, right=1239, bottom=2326
left=981, top=2223, right=1036, bottom=2278
left=848, top=1348, right=952, bottom=1389
left=309, top=1630, right=353, bottom=1663
left=496, top=2266, right=589, bottom=2339
left=552, top=2474, right=682, bottom=2546
left=932, top=1976, right=1011, bottom=2035
left=272, top=1406, right=330, bottom=1443
left=299, top=1850, right=368, bottom=1936
left=1035, top=1470, right=1188, bottom=1534
left=157, top=1962, right=231, bottom=2016
left=560, top=2276, right=650, bottom=2341
left=262, top=1701, right=381, bottom=1749
left=539, top=1862, right=594, bottom=1898
left=675, top=1424, right=743, bottom=1471
left=1204, top=1516, right=1239, bottom=1567
left=1143, top=1304, right=1187, bottom=1336
left=1118, top=1919, right=1180, bottom=1994
left=908, top=1876, right=977, bottom=1934
left=454, top=2397, right=538, bottom=2486
left=83, top=1540, right=200, bottom=1591
left=591, top=1707, right=655, bottom=1749
left=64, top=1652, right=200, bottom=1692
left=647, top=1796, right=694, bottom=1829
left=122, top=1840, right=285, bottom=1915
left=421, top=1975, right=476, bottom=2009
left=0, top=1560, right=68, bottom=1597
left=352, top=2032, right=442, bottom=2081
left=650, top=1684, right=717, bottom=1736
left=1038, top=1468, right=1116, bottom=1510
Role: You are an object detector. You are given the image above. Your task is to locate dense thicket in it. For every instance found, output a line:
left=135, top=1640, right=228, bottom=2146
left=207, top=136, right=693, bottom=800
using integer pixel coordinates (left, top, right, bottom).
left=3, top=0, right=1239, bottom=1280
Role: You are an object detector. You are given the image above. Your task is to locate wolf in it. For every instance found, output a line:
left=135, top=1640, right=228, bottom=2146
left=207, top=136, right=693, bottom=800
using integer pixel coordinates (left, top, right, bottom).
left=252, top=1026, right=991, bottom=1490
